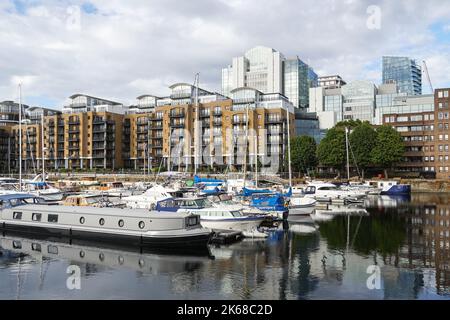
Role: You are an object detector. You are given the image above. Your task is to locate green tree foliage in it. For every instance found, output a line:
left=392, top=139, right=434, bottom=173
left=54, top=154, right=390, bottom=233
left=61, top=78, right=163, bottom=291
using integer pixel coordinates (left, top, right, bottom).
left=371, top=125, right=405, bottom=178
left=317, top=127, right=346, bottom=171
left=349, top=122, right=377, bottom=179
left=289, top=136, right=318, bottom=174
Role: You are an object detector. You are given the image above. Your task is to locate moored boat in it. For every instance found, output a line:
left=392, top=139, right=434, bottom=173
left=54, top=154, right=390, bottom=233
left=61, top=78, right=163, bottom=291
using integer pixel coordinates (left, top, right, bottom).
left=0, top=194, right=212, bottom=249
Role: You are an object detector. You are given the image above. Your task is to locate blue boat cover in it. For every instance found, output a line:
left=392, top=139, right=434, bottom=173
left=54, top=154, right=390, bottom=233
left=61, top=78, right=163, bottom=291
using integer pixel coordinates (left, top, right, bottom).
left=194, top=175, right=224, bottom=184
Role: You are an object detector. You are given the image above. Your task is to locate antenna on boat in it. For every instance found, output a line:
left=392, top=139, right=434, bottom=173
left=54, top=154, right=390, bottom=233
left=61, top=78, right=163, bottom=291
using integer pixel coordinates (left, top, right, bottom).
left=18, top=84, right=23, bottom=192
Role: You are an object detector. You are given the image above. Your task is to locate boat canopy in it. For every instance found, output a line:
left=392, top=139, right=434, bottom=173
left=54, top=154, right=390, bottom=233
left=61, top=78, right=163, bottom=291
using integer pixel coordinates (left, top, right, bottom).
left=241, top=187, right=272, bottom=197
left=193, top=176, right=224, bottom=184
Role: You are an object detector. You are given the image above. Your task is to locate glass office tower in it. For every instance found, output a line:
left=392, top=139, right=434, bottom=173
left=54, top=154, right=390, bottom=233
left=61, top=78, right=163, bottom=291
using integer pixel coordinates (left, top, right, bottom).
left=284, top=57, right=318, bottom=108
left=382, top=56, right=422, bottom=96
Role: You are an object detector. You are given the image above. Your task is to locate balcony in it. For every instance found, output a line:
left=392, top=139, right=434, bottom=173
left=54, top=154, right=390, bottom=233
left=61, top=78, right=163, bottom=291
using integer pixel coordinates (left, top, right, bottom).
left=266, top=116, right=283, bottom=124
left=170, top=121, right=185, bottom=128
left=232, top=118, right=247, bottom=124
left=213, top=109, right=222, bottom=116
left=200, top=111, right=211, bottom=118
left=68, top=127, right=80, bottom=134
left=170, top=110, right=185, bottom=118
left=93, top=126, right=107, bottom=133
left=68, top=120, right=80, bottom=125
left=93, top=118, right=106, bottom=124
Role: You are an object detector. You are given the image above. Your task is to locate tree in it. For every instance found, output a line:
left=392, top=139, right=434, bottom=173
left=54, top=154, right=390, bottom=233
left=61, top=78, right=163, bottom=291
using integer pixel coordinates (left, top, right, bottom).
left=371, top=125, right=405, bottom=178
left=289, top=136, right=318, bottom=175
left=349, top=122, right=377, bottom=179
left=317, top=127, right=346, bottom=176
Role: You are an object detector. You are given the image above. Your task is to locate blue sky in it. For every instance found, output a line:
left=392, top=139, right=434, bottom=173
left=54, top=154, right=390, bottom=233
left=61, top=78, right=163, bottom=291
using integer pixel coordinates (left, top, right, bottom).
left=1, top=0, right=450, bottom=108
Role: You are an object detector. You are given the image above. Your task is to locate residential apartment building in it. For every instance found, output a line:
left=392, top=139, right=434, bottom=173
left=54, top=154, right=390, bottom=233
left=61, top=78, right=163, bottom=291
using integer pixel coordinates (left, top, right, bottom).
left=124, top=84, right=295, bottom=173
left=382, top=56, right=422, bottom=96
left=383, top=88, right=450, bottom=179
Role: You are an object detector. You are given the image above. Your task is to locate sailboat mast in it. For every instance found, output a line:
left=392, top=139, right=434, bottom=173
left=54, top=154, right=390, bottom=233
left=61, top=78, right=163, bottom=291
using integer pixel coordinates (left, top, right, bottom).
left=19, top=84, right=23, bottom=192
left=194, top=73, right=199, bottom=176
left=243, top=104, right=249, bottom=188
left=254, top=129, right=258, bottom=188
left=286, top=108, right=292, bottom=187
left=41, top=113, right=45, bottom=183
left=345, top=127, right=350, bottom=181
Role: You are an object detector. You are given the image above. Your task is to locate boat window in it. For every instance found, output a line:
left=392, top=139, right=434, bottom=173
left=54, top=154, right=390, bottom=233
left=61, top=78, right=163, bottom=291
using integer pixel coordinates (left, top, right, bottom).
left=48, top=214, right=59, bottom=223
left=118, top=219, right=124, bottom=227
left=99, top=253, right=105, bottom=261
left=13, top=241, right=22, bottom=249
left=32, top=213, right=42, bottom=222
left=79, top=217, right=85, bottom=224
left=99, top=218, right=105, bottom=226
left=32, top=243, right=42, bottom=252
left=48, top=245, right=58, bottom=254
left=79, top=251, right=85, bottom=258
left=13, top=212, right=22, bottom=220
left=118, top=256, right=124, bottom=265
left=231, top=211, right=244, bottom=217
left=138, top=221, right=145, bottom=229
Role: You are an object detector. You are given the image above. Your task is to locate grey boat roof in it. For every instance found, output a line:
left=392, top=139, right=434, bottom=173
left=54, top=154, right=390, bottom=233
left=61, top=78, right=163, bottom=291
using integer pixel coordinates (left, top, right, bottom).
left=11, top=204, right=191, bottom=219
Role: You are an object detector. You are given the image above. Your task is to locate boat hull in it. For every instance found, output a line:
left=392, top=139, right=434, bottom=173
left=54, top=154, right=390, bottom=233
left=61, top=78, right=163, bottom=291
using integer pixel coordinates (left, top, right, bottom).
left=200, top=217, right=264, bottom=232
left=0, top=222, right=212, bottom=249
left=380, top=185, right=411, bottom=195
left=288, top=206, right=315, bottom=216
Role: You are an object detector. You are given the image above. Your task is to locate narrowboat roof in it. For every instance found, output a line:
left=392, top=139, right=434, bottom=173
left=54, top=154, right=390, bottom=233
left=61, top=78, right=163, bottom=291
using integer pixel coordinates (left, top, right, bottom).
left=10, top=204, right=192, bottom=219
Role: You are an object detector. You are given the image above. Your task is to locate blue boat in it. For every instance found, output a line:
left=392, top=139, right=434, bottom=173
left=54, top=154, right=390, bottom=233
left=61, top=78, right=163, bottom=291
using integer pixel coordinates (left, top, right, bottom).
left=250, top=193, right=288, bottom=220
left=193, top=176, right=224, bottom=184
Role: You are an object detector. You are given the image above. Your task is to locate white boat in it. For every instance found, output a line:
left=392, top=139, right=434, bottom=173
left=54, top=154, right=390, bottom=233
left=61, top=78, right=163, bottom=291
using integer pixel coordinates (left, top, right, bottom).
left=155, top=198, right=266, bottom=233
left=0, top=194, right=212, bottom=249
left=288, top=196, right=317, bottom=216
left=303, top=182, right=367, bottom=202
left=22, top=181, right=64, bottom=201
left=122, top=185, right=177, bottom=209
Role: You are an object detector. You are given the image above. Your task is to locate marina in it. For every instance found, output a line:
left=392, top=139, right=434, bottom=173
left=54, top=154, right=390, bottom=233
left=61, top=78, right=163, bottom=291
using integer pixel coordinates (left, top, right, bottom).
left=0, top=192, right=449, bottom=299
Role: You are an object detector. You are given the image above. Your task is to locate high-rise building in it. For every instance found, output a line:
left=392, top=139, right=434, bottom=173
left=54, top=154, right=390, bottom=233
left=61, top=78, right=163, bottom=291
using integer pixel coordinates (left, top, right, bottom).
left=221, top=46, right=284, bottom=97
left=284, top=57, right=318, bottom=108
left=221, top=46, right=317, bottom=109
left=382, top=56, right=422, bottom=96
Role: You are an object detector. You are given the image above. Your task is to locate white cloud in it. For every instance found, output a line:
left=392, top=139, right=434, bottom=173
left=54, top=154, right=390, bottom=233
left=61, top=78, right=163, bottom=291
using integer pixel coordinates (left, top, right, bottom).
left=0, top=0, right=450, bottom=107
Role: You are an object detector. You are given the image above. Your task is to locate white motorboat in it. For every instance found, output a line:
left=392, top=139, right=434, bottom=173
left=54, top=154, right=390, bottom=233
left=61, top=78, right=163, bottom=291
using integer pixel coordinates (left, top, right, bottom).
left=0, top=194, right=212, bottom=249
left=288, top=196, right=317, bottom=216
left=303, top=182, right=367, bottom=202
left=155, top=198, right=266, bottom=233
left=22, top=181, right=64, bottom=201
left=122, top=185, right=177, bottom=209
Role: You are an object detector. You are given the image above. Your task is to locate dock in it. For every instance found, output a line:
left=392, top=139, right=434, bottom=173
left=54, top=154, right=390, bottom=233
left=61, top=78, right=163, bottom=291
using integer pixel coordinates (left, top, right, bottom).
left=210, top=230, right=244, bottom=245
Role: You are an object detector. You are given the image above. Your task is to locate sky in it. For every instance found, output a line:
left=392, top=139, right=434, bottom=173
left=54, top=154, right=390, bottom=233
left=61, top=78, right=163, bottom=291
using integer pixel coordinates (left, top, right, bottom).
left=1, top=0, right=450, bottom=109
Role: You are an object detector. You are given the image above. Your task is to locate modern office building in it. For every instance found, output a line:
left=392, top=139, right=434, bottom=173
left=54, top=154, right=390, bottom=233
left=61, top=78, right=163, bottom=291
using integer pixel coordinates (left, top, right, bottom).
left=309, top=80, right=433, bottom=130
left=284, top=57, right=318, bottom=108
left=382, top=56, right=422, bottom=96
left=383, top=88, right=450, bottom=179
left=221, top=46, right=284, bottom=97
left=318, top=75, right=346, bottom=89
left=221, top=46, right=318, bottom=109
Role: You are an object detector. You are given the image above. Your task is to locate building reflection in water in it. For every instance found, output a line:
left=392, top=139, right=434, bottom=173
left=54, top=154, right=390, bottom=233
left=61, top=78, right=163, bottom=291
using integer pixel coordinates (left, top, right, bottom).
left=0, top=193, right=449, bottom=299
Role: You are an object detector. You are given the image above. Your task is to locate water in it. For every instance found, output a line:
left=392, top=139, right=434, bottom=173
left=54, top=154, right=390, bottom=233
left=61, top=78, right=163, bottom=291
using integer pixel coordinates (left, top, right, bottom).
left=0, top=193, right=449, bottom=300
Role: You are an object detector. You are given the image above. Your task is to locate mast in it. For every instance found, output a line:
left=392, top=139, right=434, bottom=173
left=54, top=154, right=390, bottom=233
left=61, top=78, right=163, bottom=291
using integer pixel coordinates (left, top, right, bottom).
left=41, top=113, right=45, bottom=183
left=286, top=108, right=292, bottom=187
left=254, top=129, right=258, bottom=188
left=194, top=73, right=200, bottom=176
left=19, top=84, right=23, bottom=191
left=243, top=104, right=249, bottom=188
left=345, top=127, right=350, bottom=181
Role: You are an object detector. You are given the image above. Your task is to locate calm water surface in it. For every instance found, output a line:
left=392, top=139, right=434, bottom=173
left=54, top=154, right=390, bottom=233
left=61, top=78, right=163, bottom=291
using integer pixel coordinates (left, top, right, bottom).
left=1, top=193, right=449, bottom=300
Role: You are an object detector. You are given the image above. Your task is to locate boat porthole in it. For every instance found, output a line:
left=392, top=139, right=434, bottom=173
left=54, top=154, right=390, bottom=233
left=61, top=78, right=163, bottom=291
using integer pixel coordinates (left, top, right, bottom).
left=138, top=259, right=145, bottom=267
left=99, top=253, right=105, bottom=261
left=99, top=218, right=105, bottom=226
left=80, top=250, right=85, bottom=258
left=80, top=217, right=85, bottom=224
left=118, top=219, right=124, bottom=228
left=138, top=221, right=145, bottom=229
left=118, top=256, right=124, bottom=265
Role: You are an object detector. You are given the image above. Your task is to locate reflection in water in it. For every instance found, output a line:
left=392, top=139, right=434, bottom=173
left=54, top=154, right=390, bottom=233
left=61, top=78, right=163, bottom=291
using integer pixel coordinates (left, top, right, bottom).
left=0, top=193, right=449, bottom=299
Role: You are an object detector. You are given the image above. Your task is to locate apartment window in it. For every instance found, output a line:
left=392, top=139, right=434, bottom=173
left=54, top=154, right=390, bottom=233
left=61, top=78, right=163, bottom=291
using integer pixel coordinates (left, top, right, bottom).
left=397, top=116, right=408, bottom=122
left=439, top=145, right=444, bottom=152
left=425, top=157, right=429, bottom=162
left=431, top=156, right=435, bottom=162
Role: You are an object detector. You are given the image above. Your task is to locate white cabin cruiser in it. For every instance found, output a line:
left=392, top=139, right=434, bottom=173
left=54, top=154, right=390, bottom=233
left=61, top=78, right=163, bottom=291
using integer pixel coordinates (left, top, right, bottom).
left=155, top=198, right=266, bottom=233
left=0, top=194, right=212, bottom=249
left=303, top=182, right=367, bottom=202
left=122, top=185, right=177, bottom=209
left=22, top=181, right=64, bottom=201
